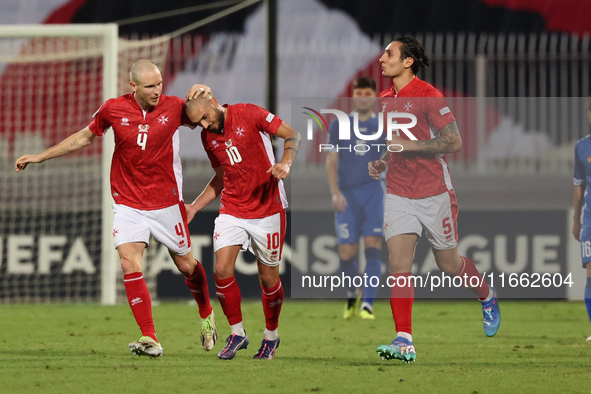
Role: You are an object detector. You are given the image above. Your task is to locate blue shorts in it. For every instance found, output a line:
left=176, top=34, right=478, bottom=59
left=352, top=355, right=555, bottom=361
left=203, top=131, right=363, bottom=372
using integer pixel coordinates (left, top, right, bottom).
left=335, top=181, right=384, bottom=245
left=581, top=217, right=591, bottom=267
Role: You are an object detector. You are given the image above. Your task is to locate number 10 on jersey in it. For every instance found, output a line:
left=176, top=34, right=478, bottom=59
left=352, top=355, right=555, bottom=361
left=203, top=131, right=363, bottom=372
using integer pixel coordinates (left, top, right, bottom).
left=226, top=146, right=242, bottom=165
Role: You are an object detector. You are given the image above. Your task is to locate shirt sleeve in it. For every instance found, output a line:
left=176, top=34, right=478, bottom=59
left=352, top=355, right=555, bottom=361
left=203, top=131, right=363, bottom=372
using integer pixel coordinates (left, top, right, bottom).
left=426, top=95, right=456, bottom=131
left=574, top=143, right=586, bottom=186
left=201, top=131, right=220, bottom=168
left=250, top=104, right=283, bottom=135
left=88, top=100, right=113, bottom=136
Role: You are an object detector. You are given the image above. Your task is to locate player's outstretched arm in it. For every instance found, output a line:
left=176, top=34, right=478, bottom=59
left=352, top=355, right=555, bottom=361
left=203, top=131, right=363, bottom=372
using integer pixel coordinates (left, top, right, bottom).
left=15, top=127, right=96, bottom=172
left=573, top=184, right=585, bottom=241
left=267, top=122, right=301, bottom=180
left=326, top=152, right=347, bottom=212
left=387, top=121, right=462, bottom=155
left=185, top=166, right=224, bottom=223
left=186, top=84, right=213, bottom=101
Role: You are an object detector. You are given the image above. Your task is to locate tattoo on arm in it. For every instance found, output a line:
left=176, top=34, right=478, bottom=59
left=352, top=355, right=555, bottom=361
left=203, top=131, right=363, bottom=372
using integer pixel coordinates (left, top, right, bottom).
left=69, top=139, right=80, bottom=149
left=413, top=121, right=461, bottom=154
left=283, top=133, right=301, bottom=161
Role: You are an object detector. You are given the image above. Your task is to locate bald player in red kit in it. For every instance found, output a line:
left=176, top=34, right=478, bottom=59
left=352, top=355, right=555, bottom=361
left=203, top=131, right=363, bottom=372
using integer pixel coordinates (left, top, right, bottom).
left=184, top=89, right=301, bottom=360
left=368, top=37, right=501, bottom=363
left=16, top=59, right=217, bottom=358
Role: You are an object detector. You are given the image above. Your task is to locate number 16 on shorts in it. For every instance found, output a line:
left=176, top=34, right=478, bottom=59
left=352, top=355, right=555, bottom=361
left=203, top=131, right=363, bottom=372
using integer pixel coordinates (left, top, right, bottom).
left=582, top=240, right=591, bottom=260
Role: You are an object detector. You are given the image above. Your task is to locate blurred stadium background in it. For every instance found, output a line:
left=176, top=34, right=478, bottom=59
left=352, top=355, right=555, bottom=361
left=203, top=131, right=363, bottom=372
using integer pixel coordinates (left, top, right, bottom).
left=0, top=0, right=589, bottom=304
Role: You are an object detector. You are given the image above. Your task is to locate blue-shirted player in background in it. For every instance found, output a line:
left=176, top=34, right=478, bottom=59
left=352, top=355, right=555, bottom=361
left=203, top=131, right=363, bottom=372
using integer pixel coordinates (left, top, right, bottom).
left=573, top=96, right=591, bottom=343
left=326, top=76, right=385, bottom=320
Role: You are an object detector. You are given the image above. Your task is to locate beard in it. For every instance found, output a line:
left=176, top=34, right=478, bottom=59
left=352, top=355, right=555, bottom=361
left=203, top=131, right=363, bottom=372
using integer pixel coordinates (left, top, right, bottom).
left=208, top=108, right=226, bottom=133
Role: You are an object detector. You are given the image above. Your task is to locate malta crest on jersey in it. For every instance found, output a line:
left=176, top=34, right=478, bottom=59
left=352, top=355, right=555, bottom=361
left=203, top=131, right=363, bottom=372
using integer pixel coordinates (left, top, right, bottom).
left=138, top=124, right=150, bottom=133
left=225, top=139, right=233, bottom=147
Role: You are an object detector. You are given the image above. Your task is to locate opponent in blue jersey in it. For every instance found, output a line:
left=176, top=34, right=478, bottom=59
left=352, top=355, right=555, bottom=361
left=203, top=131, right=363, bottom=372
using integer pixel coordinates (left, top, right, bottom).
left=326, top=77, right=385, bottom=319
left=573, top=100, right=591, bottom=342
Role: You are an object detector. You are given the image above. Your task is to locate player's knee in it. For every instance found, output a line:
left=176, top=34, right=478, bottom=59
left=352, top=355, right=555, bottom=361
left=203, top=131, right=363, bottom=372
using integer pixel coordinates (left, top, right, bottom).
left=435, top=254, right=462, bottom=275
left=388, top=257, right=412, bottom=273
left=120, top=256, right=142, bottom=274
left=173, top=255, right=195, bottom=276
left=339, top=250, right=356, bottom=261
left=339, top=245, right=358, bottom=261
left=259, top=271, right=279, bottom=288
left=215, top=261, right=234, bottom=279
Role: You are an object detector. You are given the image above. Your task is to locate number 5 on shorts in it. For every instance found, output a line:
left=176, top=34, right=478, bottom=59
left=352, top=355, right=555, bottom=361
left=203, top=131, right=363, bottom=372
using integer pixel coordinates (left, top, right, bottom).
left=442, top=217, right=452, bottom=235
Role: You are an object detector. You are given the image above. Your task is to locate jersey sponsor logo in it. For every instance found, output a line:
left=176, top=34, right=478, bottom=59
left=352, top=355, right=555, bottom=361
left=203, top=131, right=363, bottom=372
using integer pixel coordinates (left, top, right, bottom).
left=157, top=114, right=169, bottom=126
left=121, top=117, right=129, bottom=126
left=225, top=139, right=233, bottom=147
left=138, top=124, right=150, bottom=133
left=235, top=126, right=246, bottom=137
left=266, top=113, right=275, bottom=123
left=439, top=106, right=451, bottom=115
left=212, top=140, right=218, bottom=146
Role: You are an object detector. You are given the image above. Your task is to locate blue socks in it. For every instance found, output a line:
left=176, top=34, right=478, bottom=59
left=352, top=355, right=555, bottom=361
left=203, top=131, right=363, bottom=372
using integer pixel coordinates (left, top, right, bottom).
left=585, top=277, right=591, bottom=324
left=363, top=247, right=382, bottom=306
left=340, top=257, right=358, bottom=298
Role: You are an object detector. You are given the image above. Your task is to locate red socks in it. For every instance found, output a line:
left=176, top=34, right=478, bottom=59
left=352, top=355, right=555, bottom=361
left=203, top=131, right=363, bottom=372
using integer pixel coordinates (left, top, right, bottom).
left=389, top=273, right=414, bottom=335
left=215, top=274, right=243, bottom=325
left=261, top=278, right=284, bottom=331
left=123, top=272, right=156, bottom=341
left=456, top=256, right=490, bottom=299
left=185, top=261, right=213, bottom=318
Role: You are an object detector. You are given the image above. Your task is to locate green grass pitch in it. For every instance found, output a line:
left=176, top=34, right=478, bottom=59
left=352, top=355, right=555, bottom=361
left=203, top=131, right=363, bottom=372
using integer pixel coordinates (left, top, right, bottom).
left=0, top=300, right=589, bottom=393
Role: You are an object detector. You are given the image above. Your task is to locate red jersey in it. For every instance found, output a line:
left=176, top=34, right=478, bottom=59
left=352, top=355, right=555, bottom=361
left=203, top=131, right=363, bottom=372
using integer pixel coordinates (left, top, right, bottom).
left=380, top=77, right=456, bottom=199
left=89, top=94, right=191, bottom=210
left=201, top=103, right=287, bottom=219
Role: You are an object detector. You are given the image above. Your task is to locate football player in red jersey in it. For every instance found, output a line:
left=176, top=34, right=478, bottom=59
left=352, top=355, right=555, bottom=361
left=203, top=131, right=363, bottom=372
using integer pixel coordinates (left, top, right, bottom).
left=184, top=90, right=301, bottom=360
left=15, top=60, right=217, bottom=358
left=368, top=37, right=501, bottom=363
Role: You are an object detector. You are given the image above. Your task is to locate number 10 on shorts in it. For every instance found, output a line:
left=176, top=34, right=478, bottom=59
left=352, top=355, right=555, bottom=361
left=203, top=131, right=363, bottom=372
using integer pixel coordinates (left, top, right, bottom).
left=267, top=232, right=280, bottom=250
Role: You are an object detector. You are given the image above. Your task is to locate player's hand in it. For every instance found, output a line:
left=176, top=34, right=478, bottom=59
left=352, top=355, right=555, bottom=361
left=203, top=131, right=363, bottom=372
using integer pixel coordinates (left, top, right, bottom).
left=331, top=191, right=347, bottom=213
left=368, top=159, right=387, bottom=180
left=186, top=84, right=213, bottom=101
left=267, top=162, right=291, bottom=180
left=387, top=135, right=407, bottom=152
left=573, top=221, right=582, bottom=241
left=185, top=203, right=197, bottom=224
left=15, top=154, right=42, bottom=172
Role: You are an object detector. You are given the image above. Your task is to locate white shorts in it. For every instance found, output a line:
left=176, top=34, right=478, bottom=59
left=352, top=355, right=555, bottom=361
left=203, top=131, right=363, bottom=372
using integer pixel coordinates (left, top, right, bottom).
left=112, top=202, right=191, bottom=256
left=384, top=191, right=459, bottom=250
left=213, top=211, right=286, bottom=267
